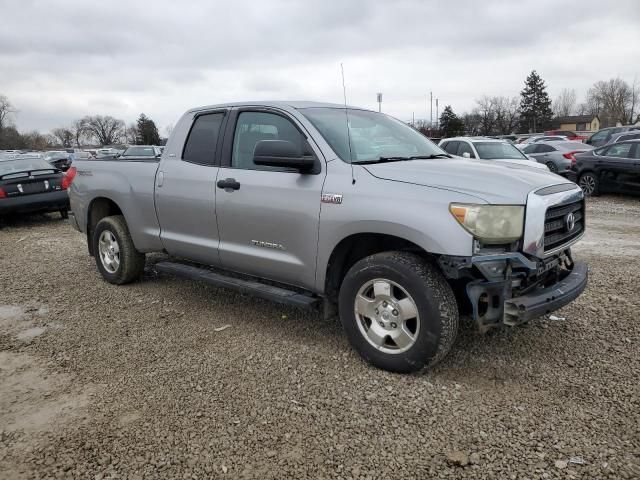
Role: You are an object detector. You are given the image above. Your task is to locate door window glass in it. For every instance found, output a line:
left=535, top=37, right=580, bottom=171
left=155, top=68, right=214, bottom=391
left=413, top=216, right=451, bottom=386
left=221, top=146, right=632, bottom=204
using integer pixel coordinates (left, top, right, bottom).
left=182, top=113, right=225, bottom=165
left=441, top=141, right=458, bottom=154
left=232, top=111, right=307, bottom=171
left=536, top=144, right=555, bottom=153
left=457, top=142, right=475, bottom=158
left=604, top=143, right=633, bottom=158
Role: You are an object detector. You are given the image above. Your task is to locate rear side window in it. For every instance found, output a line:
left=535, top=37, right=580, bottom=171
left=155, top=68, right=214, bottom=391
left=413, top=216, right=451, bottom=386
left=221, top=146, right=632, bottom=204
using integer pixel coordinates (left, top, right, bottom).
left=604, top=143, right=632, bottom=158
left=536, top=144, right=555, bottom=153
left=183, top=112, right=225, bottom=165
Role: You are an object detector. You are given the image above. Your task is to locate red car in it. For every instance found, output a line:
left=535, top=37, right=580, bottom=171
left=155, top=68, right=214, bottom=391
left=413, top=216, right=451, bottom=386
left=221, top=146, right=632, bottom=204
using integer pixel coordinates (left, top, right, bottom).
left=545, top=130, right=587, bottom=141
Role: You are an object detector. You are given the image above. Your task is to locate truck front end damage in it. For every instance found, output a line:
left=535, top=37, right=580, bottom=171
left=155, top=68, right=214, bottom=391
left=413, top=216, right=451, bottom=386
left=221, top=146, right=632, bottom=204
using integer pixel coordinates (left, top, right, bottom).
left=439, top=184, right=588, bottom=332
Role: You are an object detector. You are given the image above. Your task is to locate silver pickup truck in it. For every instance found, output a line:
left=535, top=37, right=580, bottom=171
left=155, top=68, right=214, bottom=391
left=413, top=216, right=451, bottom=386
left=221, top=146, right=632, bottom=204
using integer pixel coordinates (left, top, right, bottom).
left=68, top=101, right=588, bottom=373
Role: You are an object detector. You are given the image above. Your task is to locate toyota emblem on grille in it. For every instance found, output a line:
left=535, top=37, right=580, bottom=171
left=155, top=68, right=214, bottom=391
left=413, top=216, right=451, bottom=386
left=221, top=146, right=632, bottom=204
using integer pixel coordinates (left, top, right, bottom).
left=565, top=212, right=576, bottom=231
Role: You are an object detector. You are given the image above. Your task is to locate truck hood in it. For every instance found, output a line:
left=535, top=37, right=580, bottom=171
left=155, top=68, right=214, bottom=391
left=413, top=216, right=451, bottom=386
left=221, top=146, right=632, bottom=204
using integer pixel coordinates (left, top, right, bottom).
left=362, top=158, right=572, bottom=204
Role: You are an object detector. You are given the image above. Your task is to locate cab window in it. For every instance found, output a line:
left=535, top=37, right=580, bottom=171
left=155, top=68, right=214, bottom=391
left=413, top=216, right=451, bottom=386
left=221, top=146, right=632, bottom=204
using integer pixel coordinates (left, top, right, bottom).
left=231, top=111, right=310, bottom=171
left=182, top=112, right=225, bottom=165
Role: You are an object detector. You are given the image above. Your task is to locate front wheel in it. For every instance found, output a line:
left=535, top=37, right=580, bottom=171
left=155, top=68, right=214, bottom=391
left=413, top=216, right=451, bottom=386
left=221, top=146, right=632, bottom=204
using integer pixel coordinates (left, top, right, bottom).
left=92, top=215, right=145, bottom=284
left=578, top=172, right=599, bottom=196
left=338, top=251, right=459, bottom=373
left=546, top=161, right=558, bottom=173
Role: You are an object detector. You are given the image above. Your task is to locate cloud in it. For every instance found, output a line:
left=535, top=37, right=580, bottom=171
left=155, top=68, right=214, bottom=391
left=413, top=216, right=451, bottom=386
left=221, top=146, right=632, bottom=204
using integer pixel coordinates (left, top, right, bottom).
left=0, top=0, right=638, bottom=131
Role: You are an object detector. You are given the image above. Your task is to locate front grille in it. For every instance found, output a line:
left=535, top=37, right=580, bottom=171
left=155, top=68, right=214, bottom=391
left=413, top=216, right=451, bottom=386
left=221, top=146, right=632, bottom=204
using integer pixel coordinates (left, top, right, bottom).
left=543, top=199, right=584, bottom=252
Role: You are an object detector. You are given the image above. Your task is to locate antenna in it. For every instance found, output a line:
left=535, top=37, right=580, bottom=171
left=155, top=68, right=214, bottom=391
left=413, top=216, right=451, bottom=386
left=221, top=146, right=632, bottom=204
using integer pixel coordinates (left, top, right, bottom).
left=340, top=63, right=355, bottom=185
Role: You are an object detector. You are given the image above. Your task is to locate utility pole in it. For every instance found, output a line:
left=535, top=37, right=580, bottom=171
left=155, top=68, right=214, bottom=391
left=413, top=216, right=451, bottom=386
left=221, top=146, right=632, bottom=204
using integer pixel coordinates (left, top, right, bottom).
left=436, top=98, right=439, bottom=130
left=430, top=91, right=433, bottom=128
left=412, top=112, right=415, bottom=126
left=377, top=93, right=382, bottom=113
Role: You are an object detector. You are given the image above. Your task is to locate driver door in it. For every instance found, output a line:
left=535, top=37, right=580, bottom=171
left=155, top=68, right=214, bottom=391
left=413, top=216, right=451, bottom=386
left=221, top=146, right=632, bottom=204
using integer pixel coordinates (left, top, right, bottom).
left=215, top=109, right=325, bottom=290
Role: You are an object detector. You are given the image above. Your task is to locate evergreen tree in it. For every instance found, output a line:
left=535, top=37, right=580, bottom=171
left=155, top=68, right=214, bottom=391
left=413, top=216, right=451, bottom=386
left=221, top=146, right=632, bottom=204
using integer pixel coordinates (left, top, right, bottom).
left=439, top=105, right=465, bottom=137
left=135, top=113, right=161, bottom=145
left=519, top=70, right=553, bottom=132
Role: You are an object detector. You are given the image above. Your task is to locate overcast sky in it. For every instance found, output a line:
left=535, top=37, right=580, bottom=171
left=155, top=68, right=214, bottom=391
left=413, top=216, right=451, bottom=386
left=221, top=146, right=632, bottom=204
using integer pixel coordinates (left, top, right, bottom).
left=1, top=0, right=639, bottom=133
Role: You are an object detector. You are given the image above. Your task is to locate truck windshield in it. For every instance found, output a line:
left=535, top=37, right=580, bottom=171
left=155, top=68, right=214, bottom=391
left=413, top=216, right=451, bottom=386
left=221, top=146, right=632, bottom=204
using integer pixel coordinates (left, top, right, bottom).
left=474, top=142, right=528, bottom=160
left=300, top=108, right=446, bottom=163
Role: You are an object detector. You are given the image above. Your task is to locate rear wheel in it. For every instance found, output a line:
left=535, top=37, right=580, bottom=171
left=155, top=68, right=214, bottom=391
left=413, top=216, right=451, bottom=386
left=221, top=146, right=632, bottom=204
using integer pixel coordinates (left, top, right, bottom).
left=578, top=172, right=599, bottom=196
left=92, top=215, right=145, bottom=284
left=338, top=251, right=458, bottom=373
left=545, top=161, right=558, bottom=173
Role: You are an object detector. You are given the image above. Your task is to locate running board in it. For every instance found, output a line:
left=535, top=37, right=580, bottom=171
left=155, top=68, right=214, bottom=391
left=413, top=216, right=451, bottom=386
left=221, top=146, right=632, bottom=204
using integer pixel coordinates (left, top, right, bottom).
left=154, top=261, right=320, bottom=310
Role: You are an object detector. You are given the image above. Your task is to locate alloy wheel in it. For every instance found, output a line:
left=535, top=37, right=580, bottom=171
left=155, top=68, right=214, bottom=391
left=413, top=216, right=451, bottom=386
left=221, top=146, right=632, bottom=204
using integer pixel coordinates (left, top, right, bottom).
left=353, top=278, right=420, bottom=354
left=98, top=230, right=121, bottom=273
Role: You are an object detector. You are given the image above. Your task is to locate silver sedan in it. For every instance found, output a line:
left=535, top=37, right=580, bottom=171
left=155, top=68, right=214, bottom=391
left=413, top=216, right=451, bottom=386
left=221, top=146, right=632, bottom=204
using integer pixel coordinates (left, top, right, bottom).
left=521, top=141, right=593, bottom=176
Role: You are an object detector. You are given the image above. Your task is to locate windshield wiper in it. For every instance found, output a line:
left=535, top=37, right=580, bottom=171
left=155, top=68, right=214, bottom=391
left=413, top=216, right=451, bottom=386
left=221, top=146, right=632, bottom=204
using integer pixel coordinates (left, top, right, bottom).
left=355, top=154, right=452, bottom=165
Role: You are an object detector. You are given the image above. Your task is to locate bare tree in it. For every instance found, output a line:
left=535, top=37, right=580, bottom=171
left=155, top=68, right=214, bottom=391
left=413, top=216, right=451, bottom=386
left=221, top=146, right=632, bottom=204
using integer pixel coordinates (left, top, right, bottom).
left=586, top=78, right=634, bottom=126
left=70, top=118, right=90, bottom=147
left=51, top=127, right=74, bottom=148
left=475, top=96, right=497, bottom=135
left=83, top=115, right=125, bottom=146
left=0, top=94, right=16, bottom=131
left=494, top=96, right=520, bottom=134
left=125, top=123, right=138, bottom=144
left=553, top=88, right=577, bottom=117
left=629, top=76, right=639, bottom=124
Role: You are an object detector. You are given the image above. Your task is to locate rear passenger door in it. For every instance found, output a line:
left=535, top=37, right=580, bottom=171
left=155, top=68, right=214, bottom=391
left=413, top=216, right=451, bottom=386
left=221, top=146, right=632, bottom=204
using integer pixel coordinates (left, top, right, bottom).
left=599, top=143, right=636, bottom=190
left=155, top=110, right=227, bottom=266
left=214, top=108, right=325, bottom=290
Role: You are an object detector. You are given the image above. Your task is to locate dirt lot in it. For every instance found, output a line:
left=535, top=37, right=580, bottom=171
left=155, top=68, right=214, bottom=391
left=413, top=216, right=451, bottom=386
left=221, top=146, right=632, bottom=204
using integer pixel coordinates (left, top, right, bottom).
left=1, top=196, right=638, bottom=479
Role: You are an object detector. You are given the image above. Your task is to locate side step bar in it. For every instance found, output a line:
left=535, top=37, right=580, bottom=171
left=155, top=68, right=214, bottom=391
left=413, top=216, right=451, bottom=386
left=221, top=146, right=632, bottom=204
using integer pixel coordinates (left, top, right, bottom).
left=154, top=261, right=320, bottom=310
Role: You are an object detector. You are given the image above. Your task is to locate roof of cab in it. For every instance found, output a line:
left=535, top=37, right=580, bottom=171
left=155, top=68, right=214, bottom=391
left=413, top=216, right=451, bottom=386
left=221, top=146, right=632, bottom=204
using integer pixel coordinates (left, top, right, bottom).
left=187, top=100, right=372, bottom=114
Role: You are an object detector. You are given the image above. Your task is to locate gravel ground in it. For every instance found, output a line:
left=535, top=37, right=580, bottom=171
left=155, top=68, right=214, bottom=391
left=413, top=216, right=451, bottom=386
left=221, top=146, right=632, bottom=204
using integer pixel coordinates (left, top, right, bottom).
left=0, top=196, right=638, bottom=479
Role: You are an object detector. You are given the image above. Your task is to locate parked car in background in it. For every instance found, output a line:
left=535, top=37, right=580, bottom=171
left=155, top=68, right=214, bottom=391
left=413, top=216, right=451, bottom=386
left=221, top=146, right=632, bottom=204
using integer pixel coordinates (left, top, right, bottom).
left=533, top=136, right=569, bottom=143
left=545, top=130, right=587, bottom=141
left=95, top=148, right=120, bottom=159
left=522, top=141, right=592, bottom=175
left=119, top=145, right=163, bottom=159
left=515, top=135, right=543, bottom=149
left=72, top=151, right=94, bottom=160
left=43, top=151, right=73, bottom=171
left=585, top=125, right=640, bottom=147
left=570, top=140, right=640, bottom=196
left=439, top=137, right=548, bottom=170
left=605, top=130, right=640, bottom=145
left=0, top=155, right=73, bottom=219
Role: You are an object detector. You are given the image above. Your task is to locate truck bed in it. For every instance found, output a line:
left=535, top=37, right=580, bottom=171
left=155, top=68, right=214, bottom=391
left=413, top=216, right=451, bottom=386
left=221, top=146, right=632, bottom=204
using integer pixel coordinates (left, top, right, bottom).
left=69, top=158, right=164, bottom=252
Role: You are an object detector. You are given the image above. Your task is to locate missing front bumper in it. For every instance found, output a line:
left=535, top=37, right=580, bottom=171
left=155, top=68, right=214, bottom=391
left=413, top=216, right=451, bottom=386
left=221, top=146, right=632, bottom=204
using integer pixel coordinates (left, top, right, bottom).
left=444, top=253, right=588, bottom=332
left=503, top=261, right=588, bottom=325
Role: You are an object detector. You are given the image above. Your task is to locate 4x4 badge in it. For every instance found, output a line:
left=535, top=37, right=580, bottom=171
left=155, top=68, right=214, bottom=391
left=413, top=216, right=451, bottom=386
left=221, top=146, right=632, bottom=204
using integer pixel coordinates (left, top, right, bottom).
left=321, top=193, right=343, bottom=204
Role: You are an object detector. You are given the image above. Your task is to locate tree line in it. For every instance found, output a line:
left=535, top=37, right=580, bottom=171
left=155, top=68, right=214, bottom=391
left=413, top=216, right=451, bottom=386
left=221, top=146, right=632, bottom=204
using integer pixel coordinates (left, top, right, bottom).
left=435, top=71, right=639, bottom=138
left=0, top=96, right=162, bottom=150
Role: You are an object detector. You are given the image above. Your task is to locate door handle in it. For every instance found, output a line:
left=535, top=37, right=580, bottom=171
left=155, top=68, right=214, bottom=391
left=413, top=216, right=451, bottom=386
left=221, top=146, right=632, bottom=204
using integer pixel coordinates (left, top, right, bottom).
left=157, top=171, right=164, bottom=187
left=216, top=178, right=241, bottom=191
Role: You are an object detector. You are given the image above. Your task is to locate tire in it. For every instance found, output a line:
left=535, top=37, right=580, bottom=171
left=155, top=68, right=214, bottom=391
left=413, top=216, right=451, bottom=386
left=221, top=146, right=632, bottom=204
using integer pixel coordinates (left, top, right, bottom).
left=578, top=172, right=599, bottom=197
left=92, top=215, right=145, bottom=285
left=60, top=209, right=69, bottom=219
left=338, top=251, right=458, bottom=373
left=545, top=161, right=558, bottom=173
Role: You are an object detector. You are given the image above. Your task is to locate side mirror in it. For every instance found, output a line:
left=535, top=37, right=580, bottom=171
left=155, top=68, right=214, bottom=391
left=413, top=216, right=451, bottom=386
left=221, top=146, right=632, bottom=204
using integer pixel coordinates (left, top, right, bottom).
left=462, top=152, right=471, bottom=158
left=253, top=140, right=315, bottom=172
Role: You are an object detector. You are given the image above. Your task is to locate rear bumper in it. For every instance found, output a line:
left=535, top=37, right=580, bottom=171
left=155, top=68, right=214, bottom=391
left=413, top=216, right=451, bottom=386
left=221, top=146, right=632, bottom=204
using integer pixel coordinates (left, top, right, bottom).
left=503, top=261, right=588, bottom=324
left=0, top=190, right=69, bottom=216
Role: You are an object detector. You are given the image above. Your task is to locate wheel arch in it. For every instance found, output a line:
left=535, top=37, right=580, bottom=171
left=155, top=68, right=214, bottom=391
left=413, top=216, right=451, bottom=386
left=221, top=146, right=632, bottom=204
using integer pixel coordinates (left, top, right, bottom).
left=86, top=197, right=124, bottom=255
left=323, top=232, right=432, bottom=304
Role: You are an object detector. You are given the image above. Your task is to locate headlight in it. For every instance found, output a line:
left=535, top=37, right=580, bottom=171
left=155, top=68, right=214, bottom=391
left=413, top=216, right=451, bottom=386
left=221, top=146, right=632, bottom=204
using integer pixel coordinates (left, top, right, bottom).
left=449, top=204, right=524, bottom=243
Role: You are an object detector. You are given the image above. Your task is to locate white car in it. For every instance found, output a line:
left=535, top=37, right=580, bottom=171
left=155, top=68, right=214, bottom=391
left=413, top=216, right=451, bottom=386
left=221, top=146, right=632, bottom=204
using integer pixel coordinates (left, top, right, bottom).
left=439, top=137, right=549, bottom=171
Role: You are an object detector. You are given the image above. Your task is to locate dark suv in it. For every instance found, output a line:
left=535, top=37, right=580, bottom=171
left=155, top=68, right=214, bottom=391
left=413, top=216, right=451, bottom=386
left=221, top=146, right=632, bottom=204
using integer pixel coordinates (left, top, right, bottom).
left=585, top=126, right=640, bottom=147
left=571, top=140, right=640, bottom=196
